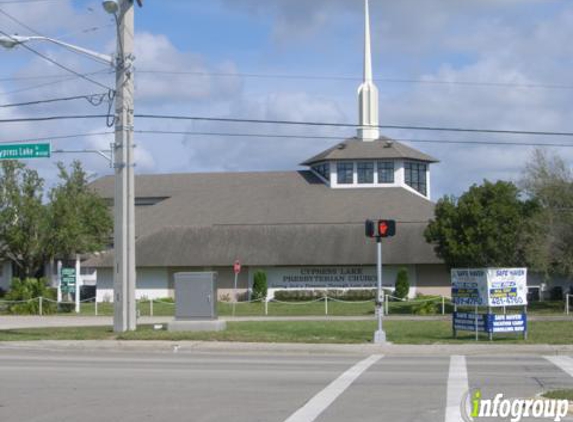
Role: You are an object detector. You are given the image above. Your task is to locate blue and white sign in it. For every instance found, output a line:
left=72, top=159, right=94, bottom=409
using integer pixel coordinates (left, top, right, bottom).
left=486, top=313, right=527, bottom=333
left=453, top=312, right=527, bottom=334
left=451, top=268, right=528, bottom=308
left=453, top=312, right=487, bottom=332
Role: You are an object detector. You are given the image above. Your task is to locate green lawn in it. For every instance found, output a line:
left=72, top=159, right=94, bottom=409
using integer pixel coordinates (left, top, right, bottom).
left=0, top=320, right=571, bottom=344
left=74, top=299, right=567, bottom=317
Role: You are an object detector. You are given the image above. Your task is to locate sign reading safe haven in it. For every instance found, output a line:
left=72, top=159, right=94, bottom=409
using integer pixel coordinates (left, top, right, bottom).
left=451, top=268, right=528, bottom=307
left=453, top=312, right=526, bottom=334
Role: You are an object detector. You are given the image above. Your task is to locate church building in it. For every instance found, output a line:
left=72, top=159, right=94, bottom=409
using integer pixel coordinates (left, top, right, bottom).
left=86, top=0, right=450, bottom=301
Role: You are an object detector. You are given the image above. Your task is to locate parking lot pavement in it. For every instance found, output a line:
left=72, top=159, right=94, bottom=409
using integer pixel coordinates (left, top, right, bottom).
left=0, top=348, right=571, bottom=422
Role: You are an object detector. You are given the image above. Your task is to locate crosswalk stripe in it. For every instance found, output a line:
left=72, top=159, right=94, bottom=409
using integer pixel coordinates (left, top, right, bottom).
left=445, top=355, right=468, bottom=422
left=283, top=354, right=383, bottom=422
left=545, top=355, right=573, bottom=377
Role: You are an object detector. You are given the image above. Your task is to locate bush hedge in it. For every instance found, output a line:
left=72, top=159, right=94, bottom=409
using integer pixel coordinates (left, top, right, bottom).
left=273, top=289, right=377, bottom=302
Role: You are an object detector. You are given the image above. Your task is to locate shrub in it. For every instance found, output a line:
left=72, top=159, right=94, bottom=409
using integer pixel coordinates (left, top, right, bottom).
left=252, top=270, right=268, bottom=300
left=273, top=289, right=376, bottom=302
left=4, top=278, right=57, bottom=315
left=394, top=268, right=410, bottom=299
left=412, top=300, right=439, bottom=315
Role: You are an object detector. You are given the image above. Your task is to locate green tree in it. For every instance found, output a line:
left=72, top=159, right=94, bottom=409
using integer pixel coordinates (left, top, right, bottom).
left=394, top=268, right=410, bottom=299
left=46, top=161, right=112, bottom=259
left=424, top=180, right=540, bottom=269
left=252, top=270, right=268, bottom=300
left=0, top=161, right=48, bottom=278
left=520, top=149, right=573, bottom=277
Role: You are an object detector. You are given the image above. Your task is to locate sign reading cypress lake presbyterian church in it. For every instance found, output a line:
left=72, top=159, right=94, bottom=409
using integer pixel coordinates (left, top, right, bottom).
left=0, top=143, right=51, bottom=160
left=265, top=267, right=380, bottom=289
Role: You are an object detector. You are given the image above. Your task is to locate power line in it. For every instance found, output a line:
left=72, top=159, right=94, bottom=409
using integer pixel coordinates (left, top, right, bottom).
left=0, top=0, right=67, bottom=4
left=0, top=69, right=111, bottom=82
left=0, top=30, right=113, bottom=91
left=0, top=8, right=41, bottom=35
left=135, top=130, right=573, bottom=148
left=0, top=69, right=112, bottom=97
left=134, top=114, right=573, bottom=138
left=0, top=92, right=109, bottom=108
left=0, top=114, right=109, bottom=123
left=0, top=131, right=113, bottom=144
left=137, top=69, right=573, bottom=91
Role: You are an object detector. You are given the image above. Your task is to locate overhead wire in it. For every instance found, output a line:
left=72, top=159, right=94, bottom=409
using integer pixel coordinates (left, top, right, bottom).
left=134, top=130, right=573, bottom=148
left=0, top=131, right=113, bottom=144
left=0, top=69, right=112, bottom=97
left=136, top=69, right=573, bottom=91
left=134, top=114, right=573, bottom=138
left=0, top=29, right=113, bottom=91
left=1, top=92, right=109, bottom=108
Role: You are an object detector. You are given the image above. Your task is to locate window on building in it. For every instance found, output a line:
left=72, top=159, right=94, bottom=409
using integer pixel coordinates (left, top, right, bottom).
left=357, top=162, right=374, bottom=184
left=312, top=163, right=330, bottom=181
left=405, top=162, right=427, bottom=195
left=337, top=162, right=354, bottom=184
left=377, top=161, right=395, bottom=184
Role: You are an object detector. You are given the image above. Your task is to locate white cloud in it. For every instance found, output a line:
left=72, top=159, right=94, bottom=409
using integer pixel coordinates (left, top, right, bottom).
left=133, top=32, right=243, bottom=104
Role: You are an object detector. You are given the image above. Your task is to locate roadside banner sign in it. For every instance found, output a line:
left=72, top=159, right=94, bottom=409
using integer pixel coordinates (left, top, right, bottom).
left=451, top=268, right=528, bottom=307
left=0, top=143, right=51, bottom=160
left=453, top=312, right=527, bottom=334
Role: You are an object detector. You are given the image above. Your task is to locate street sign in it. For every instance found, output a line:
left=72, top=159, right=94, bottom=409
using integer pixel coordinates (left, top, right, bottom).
left=234, top=260, right=241, bottom=274
left=0, top=143, right=51, bottom=160
left=61, top=268, right=76, bottom=294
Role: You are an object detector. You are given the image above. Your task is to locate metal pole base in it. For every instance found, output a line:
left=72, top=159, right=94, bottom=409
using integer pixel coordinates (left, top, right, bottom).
left=373, top=330, right=387, bottom=344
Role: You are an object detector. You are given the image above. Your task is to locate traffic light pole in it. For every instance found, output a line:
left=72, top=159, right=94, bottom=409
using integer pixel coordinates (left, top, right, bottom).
left=374, top=236, right=387, bottom=344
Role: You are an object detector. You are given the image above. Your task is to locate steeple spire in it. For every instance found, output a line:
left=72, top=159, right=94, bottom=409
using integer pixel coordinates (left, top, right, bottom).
left=357, top=0, right=379, bottom=141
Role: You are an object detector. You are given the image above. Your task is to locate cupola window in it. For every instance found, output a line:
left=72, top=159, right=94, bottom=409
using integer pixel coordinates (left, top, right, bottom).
left=405, top=161, right=427, bottom=196
left=337, top=162, right=354, bottom=184
left=377, top=161, right=394, bottom=184
left=357, top=162, right=374, bottom=184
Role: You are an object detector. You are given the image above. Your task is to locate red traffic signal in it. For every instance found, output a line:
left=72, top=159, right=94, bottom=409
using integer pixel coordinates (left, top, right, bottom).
left=365, top=219, right=396, bottom=238
left=378, top=220, right=396, bottom=237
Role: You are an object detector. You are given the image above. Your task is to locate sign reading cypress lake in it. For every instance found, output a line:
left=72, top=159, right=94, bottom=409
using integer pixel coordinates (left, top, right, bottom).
left=0, top=143, right=51, bottom=160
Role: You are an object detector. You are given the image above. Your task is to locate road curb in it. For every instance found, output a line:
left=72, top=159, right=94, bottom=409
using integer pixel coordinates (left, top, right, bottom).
left=1, top=340, right=573, bottom=356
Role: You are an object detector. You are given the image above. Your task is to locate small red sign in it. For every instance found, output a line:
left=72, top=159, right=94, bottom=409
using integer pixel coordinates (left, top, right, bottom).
left=233, top=260, right=241, bottom=274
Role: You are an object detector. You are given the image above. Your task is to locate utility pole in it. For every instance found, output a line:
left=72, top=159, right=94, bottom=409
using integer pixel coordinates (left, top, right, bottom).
left=113, top=0, right=137, bottom=332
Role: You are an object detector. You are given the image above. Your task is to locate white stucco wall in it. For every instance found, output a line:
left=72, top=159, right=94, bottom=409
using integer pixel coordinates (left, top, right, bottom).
left=96, top=267, right=170, bottom=302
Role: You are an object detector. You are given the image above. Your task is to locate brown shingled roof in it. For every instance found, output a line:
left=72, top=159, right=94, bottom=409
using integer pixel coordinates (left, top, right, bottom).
left=86, top=170, right=441, bottom=267
left=301, top=137, right=439, bottom=166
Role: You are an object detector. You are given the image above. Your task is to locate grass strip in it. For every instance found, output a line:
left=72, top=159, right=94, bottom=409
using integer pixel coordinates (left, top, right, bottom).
left=0, top=320, right=572, bottom=344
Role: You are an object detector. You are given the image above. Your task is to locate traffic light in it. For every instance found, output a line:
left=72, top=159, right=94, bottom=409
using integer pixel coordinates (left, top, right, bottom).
left=365, top=220, right=376, bottom=237
left=377, top=219, right=396, bottom=238
left=365, top=219, right=396, bottom=238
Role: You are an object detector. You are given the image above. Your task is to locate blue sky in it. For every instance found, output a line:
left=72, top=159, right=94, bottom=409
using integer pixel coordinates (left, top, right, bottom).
left=0, top=0, right=572, bottom=199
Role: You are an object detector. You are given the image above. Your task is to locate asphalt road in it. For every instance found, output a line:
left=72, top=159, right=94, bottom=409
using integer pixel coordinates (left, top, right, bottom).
left=0, top=347, right=572, bottom=422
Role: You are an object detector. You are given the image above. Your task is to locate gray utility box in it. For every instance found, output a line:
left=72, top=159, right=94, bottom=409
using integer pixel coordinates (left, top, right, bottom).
left=174, top=272, right=218, bottom=320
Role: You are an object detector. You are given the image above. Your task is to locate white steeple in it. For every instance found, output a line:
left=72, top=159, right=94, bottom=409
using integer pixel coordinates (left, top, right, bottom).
left=357, top=0, right=380, bottom=142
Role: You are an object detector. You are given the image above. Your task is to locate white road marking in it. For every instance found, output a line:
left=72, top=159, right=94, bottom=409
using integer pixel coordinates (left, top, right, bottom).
left=545, top=355, right=573, bottom=377
left=283, top=354, right=383, bottom=422
left=445, top=355, right=469, bottom=422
